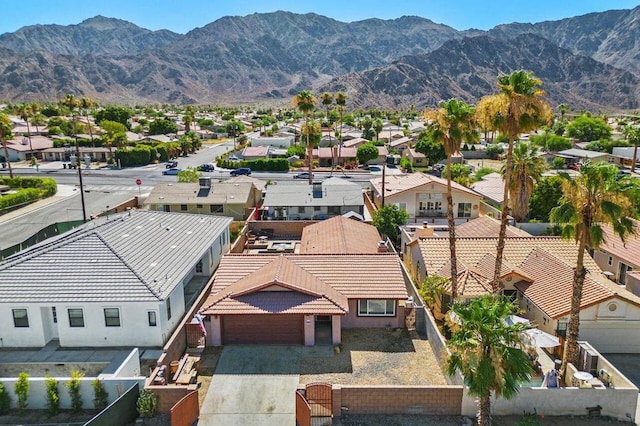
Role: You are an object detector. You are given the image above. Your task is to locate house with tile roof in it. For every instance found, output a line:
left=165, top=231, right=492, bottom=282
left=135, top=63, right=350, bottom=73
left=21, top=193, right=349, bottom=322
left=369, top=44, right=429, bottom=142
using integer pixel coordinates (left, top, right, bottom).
left=0, top=210, right=232, bottom=348
left=300, top=216, right=383, bottom=254
left=408, top=236, right=640, bottom=353
left=591, top=220, right=640, bottom=287
left=262, top=177, right=364, bottom=220
left=4, top=136, right=53, bottom=161
left=199, top=253, right=408, bottom=345
left=370, top=173, right=482, bottom=222
left=144, top=178, right=262, bottom=220
left=402, top=148, right=427, bottom=167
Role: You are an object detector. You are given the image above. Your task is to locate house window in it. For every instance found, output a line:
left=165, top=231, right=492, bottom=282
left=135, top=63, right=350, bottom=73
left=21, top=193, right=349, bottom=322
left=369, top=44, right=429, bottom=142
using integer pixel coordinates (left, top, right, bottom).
left=608, top=256, right=613, bottom=266
left=457, top=203, right=472, bottom=218
left=358, top=300, right=395, bottom=316
left=148, top=311, right=157, bottom=327
left=68, top=308, right=85, bottom=327
left=196, top=204, right=203, bottom=209
left=314, top=206, right=321, bottom=211
left=166, top=298, right=172, bottom=320
left=104, top=308, right=121, bottom=327
left=298, top=207, right=305, bottom=214
left=328, top=206, right=341, bottom=215
left=210, top=204, right=223, bottom=213
left=180, top=204, right=188, bottom=211
left=617, top=262, right=632, bottom=285
left=556, top=321, right=568, bottom=338
left=52, top=307, right=57, bottom=324
left=12, top=309, right=29, bottom=328
left=196, top=260, right=203, bottom=273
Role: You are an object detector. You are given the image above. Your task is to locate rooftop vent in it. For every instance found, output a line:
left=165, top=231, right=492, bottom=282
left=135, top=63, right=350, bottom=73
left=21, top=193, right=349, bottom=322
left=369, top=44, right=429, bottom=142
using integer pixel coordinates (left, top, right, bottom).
left=199, top=177, right=211, bottom=188
left=377, top=241, right=387, bottom=253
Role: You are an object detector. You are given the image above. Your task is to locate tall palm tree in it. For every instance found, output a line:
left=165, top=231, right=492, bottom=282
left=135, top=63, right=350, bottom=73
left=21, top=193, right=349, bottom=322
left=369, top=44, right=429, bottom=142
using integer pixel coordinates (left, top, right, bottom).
left=320, top=92, right=333, bottom=121
left=447, top=294, right=533, bottom=426
left=622, top=125, right=640, bottom=173
left=335, top=92, right=347, bottom=172
left=550, top=161, right=638, bottom=376
left=292, top=90, right=317, bottom=184
left=557, top=103, right=569, bottom=122
left=501, top=142, right=546, bottom=222
left=0, top=113, right=13, bottom=178
left=373, top=118, right=383, bottom=141
left=425, top=99, right=478, bottom=301
left=16, top=103, right=34, bottom=159
left=476, top=70, right=552, bottom=292
left=29, top=102, right=43, bottom=137
left=80, top=97, right=97, bottom=144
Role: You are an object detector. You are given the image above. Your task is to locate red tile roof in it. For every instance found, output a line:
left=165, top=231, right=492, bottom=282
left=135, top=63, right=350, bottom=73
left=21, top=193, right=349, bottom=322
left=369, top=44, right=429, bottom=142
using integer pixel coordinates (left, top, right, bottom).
left=370, top=172, right=479, bottom=199
left=598, top=220, right=640, bottom=268
left=300, top=216, right=382, bottom=254
left=454, top=216, right=531, bottom=238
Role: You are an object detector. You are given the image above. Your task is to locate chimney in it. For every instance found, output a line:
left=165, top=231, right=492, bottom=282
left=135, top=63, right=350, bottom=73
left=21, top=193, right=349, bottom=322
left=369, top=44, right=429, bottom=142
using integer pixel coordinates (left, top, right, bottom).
left=377, top=241, right=387, bottom=253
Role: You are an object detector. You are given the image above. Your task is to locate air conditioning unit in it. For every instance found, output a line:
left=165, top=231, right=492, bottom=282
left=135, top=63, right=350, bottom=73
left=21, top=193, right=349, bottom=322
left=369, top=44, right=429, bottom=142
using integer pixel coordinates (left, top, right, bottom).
left=198, top=177, right=211, bottom=188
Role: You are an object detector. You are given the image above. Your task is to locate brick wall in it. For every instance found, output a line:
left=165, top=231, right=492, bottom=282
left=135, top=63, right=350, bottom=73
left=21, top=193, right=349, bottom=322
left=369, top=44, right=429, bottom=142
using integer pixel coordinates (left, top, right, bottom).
left=335, top=385, right=463, bottom=415
left=248, top=220, right=313, bottom=238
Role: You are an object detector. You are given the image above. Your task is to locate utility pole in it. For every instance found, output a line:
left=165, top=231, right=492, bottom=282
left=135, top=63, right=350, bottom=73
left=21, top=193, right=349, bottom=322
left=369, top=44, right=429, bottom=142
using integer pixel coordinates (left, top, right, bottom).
left=381, top=160, right=386, bottom=207
left=75, top=135, right=87, bottom=223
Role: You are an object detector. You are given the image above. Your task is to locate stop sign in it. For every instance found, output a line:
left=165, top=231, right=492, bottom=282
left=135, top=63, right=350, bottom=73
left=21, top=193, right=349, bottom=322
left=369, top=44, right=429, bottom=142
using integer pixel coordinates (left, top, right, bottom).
left=136, top=179, right=142, bottom=186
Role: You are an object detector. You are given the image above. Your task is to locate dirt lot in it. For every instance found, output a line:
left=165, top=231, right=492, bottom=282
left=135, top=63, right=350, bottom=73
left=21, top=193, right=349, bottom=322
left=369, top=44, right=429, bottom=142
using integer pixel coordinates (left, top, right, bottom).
left=299, top=328, right=447, bottom=385
left=196, top=346, right=223, bottom=407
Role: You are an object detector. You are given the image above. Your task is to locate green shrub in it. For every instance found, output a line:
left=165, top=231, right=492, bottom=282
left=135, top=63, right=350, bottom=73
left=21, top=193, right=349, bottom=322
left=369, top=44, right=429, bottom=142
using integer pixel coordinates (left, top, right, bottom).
left=65, top=370, right=84, bottom=412
left=136, top=389, right=157, bottom=418
left=115, top=145, right=154, bottom=167
left=400, top=158, right=413, bottom=172
left=0, top=381, right=11, bottom=414
left=45, top=375, right=59, bottom=417
left=14, top=372, right=29, bottom=412
left=0, top=177, right=57, bottom=212
left=91, top=378, right=109, bottom=410
left=215, top=157, right=290, bottom=171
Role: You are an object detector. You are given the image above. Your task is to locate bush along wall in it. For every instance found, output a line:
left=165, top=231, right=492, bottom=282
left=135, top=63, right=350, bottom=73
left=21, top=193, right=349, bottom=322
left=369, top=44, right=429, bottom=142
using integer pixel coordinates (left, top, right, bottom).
left=216, top=157, right=289, bottom=171
left=0, top=177, right=58, bottom=212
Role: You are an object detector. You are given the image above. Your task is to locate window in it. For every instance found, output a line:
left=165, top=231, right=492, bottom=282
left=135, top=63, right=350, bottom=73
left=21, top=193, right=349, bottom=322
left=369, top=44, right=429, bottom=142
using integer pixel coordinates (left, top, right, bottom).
left=52, top=307, right=57, bottom=323
left=12, top=309, right=29, bottom=327
left=166, top=298, right=172, bottom=320
left=314, top=206, right=321, bottom=211
left=328, top=206, right=341, bottom=215
left=104, top=308, right=121, bottom=327
left=196, top=260, right=203, bottom=273
left=457, top=203, right=472, bottom=218
left=210, top=204, right=223, bottom=213
left=196, top=204, right=203, bottom=209
left=358, top=300, right=395, bottom=316
left=617, top=262, right=632, bottom=285
left=180, top=204, right=188, bottom=211
left=68, top=308, right=85, bottom=327
left=298, top=206, right=305, bottom=214
left=608, top=256, right=613, bottom=266
left=148, top=311, right=157, bottom=327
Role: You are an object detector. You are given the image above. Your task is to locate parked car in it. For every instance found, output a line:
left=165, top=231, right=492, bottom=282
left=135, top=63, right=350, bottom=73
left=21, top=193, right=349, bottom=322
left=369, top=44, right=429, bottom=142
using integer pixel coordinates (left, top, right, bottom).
left=163, top=167, right=182, bottom=175
left=230, top=167, right=251, bottom=176
left=568, top=162, right=582, bottom=171
left=198, top=163, right=215, bottom=172
left=293, top=172, right=312, bottom=179
left=368, top=165, right=382, bottom=172
left=165, top=160, right=178, bottom=169
left=228, top=155, right=240, bottom=161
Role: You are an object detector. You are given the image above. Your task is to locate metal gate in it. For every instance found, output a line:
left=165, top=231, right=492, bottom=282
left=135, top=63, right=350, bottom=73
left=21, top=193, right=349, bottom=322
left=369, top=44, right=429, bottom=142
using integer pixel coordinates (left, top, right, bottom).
left=305, top=383, right=333, bottom=419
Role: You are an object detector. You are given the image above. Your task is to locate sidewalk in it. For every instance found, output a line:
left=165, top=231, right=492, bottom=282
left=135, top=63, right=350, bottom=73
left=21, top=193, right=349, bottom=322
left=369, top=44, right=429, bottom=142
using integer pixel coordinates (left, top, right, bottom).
left=0, top=184, right=78, bottom=224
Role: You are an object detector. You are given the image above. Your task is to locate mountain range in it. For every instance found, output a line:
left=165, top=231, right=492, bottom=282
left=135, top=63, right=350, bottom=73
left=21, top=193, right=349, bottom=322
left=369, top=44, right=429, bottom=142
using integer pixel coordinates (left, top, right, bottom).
left=0, top=9, right=639, bottom=110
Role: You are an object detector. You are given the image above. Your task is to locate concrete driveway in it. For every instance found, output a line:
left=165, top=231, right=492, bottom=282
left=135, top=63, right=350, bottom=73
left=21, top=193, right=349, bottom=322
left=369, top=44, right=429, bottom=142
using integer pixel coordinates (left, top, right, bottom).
left=198, top=346, right=301, bottom=426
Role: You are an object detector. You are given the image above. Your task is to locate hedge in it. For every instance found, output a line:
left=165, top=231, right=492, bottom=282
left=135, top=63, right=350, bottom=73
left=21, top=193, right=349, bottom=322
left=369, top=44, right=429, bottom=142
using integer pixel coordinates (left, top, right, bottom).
left=52, top=138, right=104, bottom=148
left=115, top=145, right=157, bottom=167
left=215, top=157, right=289, bottom=171
left=0, top=177, right=58, bottom=212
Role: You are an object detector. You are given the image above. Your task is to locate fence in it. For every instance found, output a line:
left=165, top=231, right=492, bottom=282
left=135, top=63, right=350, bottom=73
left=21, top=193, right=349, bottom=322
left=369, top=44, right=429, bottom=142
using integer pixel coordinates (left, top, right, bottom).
left=85, top=383, right=140, bottom=426
left=170, top=390, right=200, bottom=426
left=1, top=220, right=84, bottom=259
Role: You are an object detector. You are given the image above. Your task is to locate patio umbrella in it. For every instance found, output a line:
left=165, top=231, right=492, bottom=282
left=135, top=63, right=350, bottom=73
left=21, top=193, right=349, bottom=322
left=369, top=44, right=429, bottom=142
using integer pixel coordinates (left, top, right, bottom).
left=503, top=314, right=530, bottom=326
left=523, top=329, right=560, bottom=348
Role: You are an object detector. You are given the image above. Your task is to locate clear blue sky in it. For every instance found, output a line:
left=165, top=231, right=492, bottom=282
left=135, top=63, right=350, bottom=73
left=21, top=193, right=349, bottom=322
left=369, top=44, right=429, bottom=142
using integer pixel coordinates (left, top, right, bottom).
left=1, top=0, right=639, bottom=34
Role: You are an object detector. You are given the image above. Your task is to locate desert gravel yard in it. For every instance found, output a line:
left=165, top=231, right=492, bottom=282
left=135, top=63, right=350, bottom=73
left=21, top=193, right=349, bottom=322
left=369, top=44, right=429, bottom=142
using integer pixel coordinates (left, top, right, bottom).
left=299, top=328, right=447, bottom=385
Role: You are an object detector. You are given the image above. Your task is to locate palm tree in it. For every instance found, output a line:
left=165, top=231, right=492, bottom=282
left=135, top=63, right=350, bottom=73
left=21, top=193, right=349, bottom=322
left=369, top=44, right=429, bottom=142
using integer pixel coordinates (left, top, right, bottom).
left=557, top=103, right=569, bottom=122
left=476, top=71, right=552, bottom=292
left=501, top=142, right=546, bottom=222
left=622, top=125, right=640, bottom=173
left=79, top=97, right=97, bottom=144
left=550, top=161, right=638, bottom=376
left=424, top=99, right=478, bottom=301
left=292, top=90, right=317, bottom=184
left=29, top=102, right=43, bottom=136
left=335, top=92, right=347, bottom=172
left=0, top=113, right=13, bottom=178
left=320, top=92, right=333, bottom=121
left=373, top=118, right=384, bottom=141
left=16, top=103, right=34, bottom=160
left=447, top=294, right=533, bottom=426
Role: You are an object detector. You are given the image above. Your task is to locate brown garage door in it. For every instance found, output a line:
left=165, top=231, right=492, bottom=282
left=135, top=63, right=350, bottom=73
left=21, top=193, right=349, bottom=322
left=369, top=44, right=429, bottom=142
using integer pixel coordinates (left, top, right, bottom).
left=222, top=314, right=304, bottom=345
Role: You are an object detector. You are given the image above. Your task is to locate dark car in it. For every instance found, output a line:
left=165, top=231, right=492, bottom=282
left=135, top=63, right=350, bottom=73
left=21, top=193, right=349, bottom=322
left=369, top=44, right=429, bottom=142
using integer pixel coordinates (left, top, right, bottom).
left=230, top=167, right=252, bottom=176
left=165, top=160, right=178, bottom=169
left=198, top=163, right=215, bottom=172
left=162, top=167, right=182, bottom=175
left=293, top=172, right=312, bottom=179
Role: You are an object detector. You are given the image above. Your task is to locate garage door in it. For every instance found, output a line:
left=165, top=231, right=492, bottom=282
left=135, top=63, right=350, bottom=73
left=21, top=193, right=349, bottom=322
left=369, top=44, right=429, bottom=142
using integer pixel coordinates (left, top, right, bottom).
left=222, top=314, right=304, bottom=345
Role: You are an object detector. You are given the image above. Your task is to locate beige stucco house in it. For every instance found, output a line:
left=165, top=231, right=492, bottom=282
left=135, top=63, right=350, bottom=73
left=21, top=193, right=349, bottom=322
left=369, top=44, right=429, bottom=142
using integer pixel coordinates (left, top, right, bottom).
left=591, top=220, right=640, bottom=287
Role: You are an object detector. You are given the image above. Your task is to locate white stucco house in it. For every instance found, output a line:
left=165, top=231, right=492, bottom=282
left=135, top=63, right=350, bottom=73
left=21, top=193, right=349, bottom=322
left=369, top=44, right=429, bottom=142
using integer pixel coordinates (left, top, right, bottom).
left=0, top=210, right=232, bottom=348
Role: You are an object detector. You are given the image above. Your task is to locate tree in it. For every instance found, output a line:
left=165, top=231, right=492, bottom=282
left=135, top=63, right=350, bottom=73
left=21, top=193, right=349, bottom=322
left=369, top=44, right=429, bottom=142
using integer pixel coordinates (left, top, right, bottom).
left=557, top=103, right=570, bottom=122
left=292, top=90, right=317, bottom=183
left=447, top=295, right=533, bottom=426
left=622, top=125, right=640, bottom=173
left=372, top=204, right=409, bottom=242
left=149, top=118, right=178, bottom=135
left=544, top=134, right=572, bottom=152
left=552, top=156, right=566, bottom=170
left=550, top=161, right=638, bottom=376
left=0, top=113, right=13, bottom=178
left=100, top=120, right=128, bottom=155
left=484, top=143, right=504, bottom=159
left=356, top=143, right=379, bottom=165
left=80, top=97, right=98, bottom=143
left=373, top=118, right=384, bottom=141
left=178, top=167, right=202, bottom=183
left=528, top=176, right=563, bottom=221
left=566, top=115, right=612, bottom=142
left=425, top=99, right=478, bottom=301
left=182, top=106, right=195, bottom=133
left=334, top=92, right=347, bottom=174
left=95, top=106, right=132, bottom=129
left=414, top=134, right=446, bottom=165
left=320, top=92, right=333, bottom=121
left=476, top=70, right=552, bottom=292
left=501, top=142, right=546, bottom=222
left=16, top=103, right=34, bottom=158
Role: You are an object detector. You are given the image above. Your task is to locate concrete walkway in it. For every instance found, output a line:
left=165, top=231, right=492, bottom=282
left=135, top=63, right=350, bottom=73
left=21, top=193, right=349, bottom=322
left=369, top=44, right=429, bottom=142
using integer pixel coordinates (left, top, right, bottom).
left=199, top=346, right=303, bottom=426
